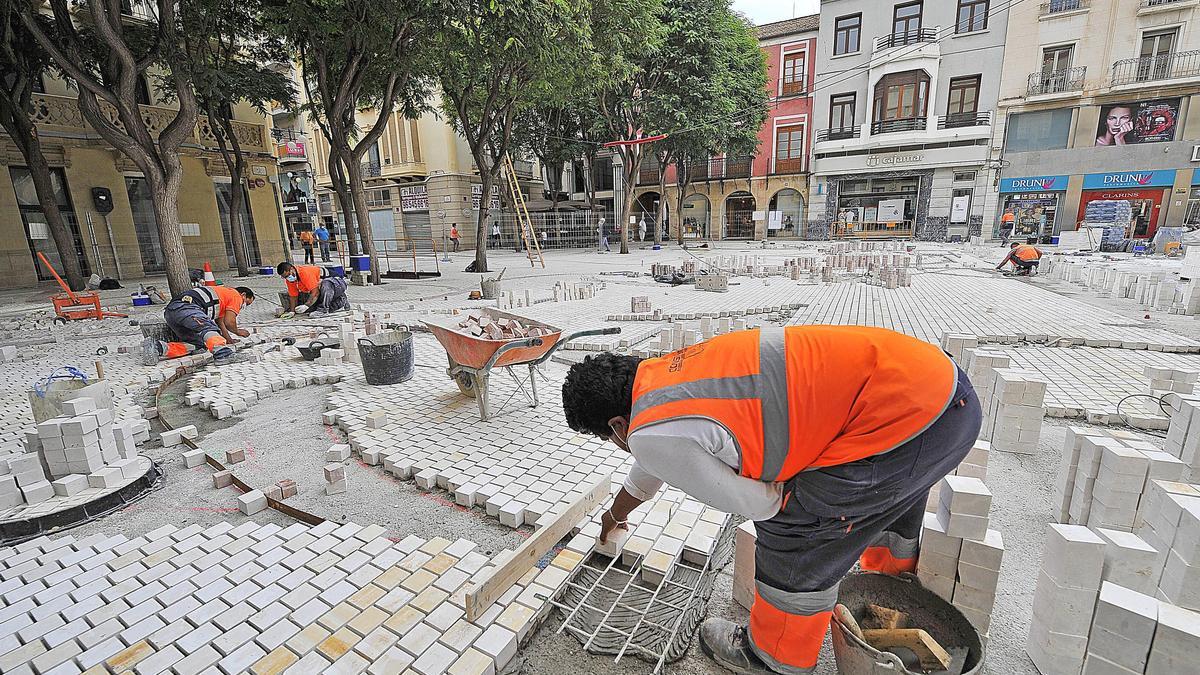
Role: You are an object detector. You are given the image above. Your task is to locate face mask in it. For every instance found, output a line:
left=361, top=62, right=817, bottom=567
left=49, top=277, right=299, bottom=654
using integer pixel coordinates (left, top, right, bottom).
left=286, top=274, right=297, bottom=282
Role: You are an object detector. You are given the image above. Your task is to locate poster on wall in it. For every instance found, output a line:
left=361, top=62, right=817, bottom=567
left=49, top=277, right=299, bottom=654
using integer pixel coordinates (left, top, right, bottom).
left=951, top=195, right=970, bottom=224
left=1095, top=98, right=1180, bottom=146
left=877, top=199, right=906, bottom=222
left=768, top=211, right=783, bottom=230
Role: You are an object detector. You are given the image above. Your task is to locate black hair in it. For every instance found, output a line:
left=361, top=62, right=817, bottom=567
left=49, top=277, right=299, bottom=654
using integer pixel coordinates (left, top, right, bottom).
left=1010, top=242, right=1019, bottom=248
left=236, top=286, right=255, bottom=299
left=562, top=352, right=643, bottom=437
left=276, top=262, right=294, bottom=275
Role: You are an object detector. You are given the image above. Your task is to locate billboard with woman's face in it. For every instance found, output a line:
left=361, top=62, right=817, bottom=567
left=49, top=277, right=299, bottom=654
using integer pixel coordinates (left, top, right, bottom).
left=1096, top=99, right=1180, bottom=146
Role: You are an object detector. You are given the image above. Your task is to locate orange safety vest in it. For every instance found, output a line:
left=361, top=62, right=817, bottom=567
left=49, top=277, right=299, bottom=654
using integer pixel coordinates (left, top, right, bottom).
left=1001, top=212, right=1015, bottom=224
left=285, top=264, right=324, bottom=297
left=1013, top=244, right=1041, bottom=262
left=628, top=326, right=958, bottom=481
left=179, top=286, right=243, bottom=320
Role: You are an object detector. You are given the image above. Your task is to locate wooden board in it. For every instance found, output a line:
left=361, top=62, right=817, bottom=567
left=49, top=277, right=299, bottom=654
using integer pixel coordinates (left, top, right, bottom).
left=861, top=628, right=951, bottom=670
left=464, top=473, right=612, bottom=620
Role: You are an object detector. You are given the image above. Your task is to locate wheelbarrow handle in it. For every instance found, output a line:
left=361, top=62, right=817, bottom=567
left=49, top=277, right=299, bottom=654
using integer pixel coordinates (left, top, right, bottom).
left=482, top=337, right=543, bottom=372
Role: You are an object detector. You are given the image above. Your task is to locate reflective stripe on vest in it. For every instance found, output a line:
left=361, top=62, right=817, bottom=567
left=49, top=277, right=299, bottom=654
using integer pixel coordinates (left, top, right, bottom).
left=180, top=287, right=221, bottom=319
left=628, top=326, right=959, bottom=482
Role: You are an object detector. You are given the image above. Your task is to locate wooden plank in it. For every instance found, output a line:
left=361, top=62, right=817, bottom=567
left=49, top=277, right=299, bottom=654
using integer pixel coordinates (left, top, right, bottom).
left=861, top=628, right=951, bottom=670
left=465, top=473, right=612, bottom=621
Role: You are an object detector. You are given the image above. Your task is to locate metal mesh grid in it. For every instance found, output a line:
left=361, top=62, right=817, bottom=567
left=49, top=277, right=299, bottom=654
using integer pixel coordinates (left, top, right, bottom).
left=551, top=517, right=738, bottom=673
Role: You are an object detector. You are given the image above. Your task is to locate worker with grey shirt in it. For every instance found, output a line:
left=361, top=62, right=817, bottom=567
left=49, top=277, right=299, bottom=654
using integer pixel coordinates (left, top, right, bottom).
left=562, top=326, right=981, bottom=674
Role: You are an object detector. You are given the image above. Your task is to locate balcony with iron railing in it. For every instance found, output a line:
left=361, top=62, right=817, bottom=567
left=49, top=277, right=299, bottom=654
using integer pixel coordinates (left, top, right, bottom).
left=1111, top=50, right=1200, bottom=86
left=1027, top=66, right=1087, bottom=96
left=938, top=110, right=993, bottom=129
left=874, top=28, right=937, bottom=51
left=772, top=157, right=805, bottom=175
left=271, top=127, right=304, bottom=143
left=871, top=117, right=928, bottom=135
left=815, top=126, right=858, bottom=143
left=1039, top=0, right=1088, bottom=16
left=360, top=161, right=382, bottom=178
left=695, top=156, right=753, bottom=181
left=637, top=163, right=661, bottom=185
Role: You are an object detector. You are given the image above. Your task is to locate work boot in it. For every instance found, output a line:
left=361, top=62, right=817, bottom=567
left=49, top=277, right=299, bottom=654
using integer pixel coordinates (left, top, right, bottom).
left=698, top=619, right=776, bottom=674
left=141, top=337, right=162, bottom=366
left=212, top=346, right=237, bottom=364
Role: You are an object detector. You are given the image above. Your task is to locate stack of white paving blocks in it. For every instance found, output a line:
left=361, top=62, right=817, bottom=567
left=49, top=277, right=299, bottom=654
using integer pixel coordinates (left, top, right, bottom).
left=980, top=368, right=1047, bottom=455
left=6, top=397, right=144, bottom=508
left=1145, top=366, right=1198, bottom=398
left=963, top=349, right=1010, bottom=415
left=1027, top=524, right=1106, bottom=675
left=927, top=440, right=989, bottom=512
left=940, top=333, right=979, bottom=364
left=1082, top=582, right=1160, bottom=674
left=918, top=475, right=1003, bottom=636
left=1055, top=427, right=1186, bottom=529
left=1164, top=395, right=1200, bottom=482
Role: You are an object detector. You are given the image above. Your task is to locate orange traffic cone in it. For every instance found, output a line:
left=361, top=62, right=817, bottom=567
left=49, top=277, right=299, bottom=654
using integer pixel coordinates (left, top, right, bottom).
left=203, top=262, right=216, bottom=287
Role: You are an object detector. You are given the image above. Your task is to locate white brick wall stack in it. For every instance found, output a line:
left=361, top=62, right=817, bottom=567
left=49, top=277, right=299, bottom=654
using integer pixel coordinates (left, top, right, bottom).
left=1158, top=495, right=1200, bottom=612
left=963, top=350, right=1010, bottom=421
left=981, top=368, right=1047, bottom=455
left=927, top=440, right=989, bottom=512
left=940, top=333, right=979, bottom=364
left=1134, top=480, right=1199, bottom=591
left=1081, top=582, right=1159, bottom=675
left=1145, top=366, right=1198, bottom=398
left=1164, top=395, right=1200, bottom=482
left=1027, top=524, right=1106, bottom=675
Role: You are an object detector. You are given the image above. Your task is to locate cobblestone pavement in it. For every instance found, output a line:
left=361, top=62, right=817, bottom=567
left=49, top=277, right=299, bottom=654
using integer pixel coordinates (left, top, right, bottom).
left=0, top=241, right=1196, bottom=675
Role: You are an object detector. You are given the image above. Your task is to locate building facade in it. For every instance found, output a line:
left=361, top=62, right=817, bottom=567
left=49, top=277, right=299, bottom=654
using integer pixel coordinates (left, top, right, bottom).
left=623, top=15, right=818, bottom=241
left=994, top=0, right=1200, bottom=242
left=0, top=76, right=286, bottom=289
left=809, top=0, right=1009, bottom=241
left=304, top=99, right=539, bottom=253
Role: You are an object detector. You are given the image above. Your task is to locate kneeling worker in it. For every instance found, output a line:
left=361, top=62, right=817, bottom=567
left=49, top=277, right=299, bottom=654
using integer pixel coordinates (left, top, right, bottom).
left=142, top=286, right=254, bottom=365
left=562, top=326, right=982, bottom=675
left=996, top=242, right=1042, bottom=275
left=276, top=262, right=349, bottom=316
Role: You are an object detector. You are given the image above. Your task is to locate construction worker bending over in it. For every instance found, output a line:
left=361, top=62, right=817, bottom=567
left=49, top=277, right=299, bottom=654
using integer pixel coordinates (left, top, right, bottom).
left=996, top=242, right=1042, bottom=276
left=276, top=262, right=350, bottom=316
left=562, top=326, right=982, bottom=675
left=142, top=286, right=255, bottom=365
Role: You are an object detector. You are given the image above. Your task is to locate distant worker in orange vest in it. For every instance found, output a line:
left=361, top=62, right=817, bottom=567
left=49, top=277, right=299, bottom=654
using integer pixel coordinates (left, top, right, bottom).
left=996, top=242, right=1043, bottom=276
left=999, top=208, right=1016, bottom=244
left=299, top=229, right=316, bottom=264
left=562, top=326, right=982, bottom=675
left=276, top=262, right=349, bottom=316
left=142, top=286, right=255, bottom=365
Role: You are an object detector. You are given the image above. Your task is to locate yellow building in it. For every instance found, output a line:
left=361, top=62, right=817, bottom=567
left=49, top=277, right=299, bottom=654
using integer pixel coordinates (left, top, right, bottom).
left=305, top=101, right=539, bottom=252
left=0, top=75, right=287, bottom=289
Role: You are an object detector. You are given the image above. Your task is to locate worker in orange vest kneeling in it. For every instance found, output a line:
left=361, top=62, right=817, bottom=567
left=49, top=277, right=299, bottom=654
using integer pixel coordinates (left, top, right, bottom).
left=142, top=286, right=254, bottom=365
left=996, top=242, right=1043, bottom=276
left=562, top=326, right=982, bottom=674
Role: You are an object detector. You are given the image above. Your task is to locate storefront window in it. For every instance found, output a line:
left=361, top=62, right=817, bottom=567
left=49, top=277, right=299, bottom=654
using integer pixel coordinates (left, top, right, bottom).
left=214, top=183, right=262, bottom=266
left=837, top=177, right=920, bottom=226
left=9, top=167, right=88, bottom=281
left=768, top=189, right=804, bottom=237
left=682, top=194, right=710, bottom=239
left=1002, top=193, right=1058, bottom=239
left=125, top=177, right=165, bottom=274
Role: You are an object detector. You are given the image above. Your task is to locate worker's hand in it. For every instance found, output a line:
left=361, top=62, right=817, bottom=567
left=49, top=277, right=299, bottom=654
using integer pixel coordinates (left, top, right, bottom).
left=227, top=337, right=239, bottom=345
left=599, top=509, right=628, bottom=544
left=294, top=304, right=309, bottom=314
left=235, top=328, right=250, bottom=338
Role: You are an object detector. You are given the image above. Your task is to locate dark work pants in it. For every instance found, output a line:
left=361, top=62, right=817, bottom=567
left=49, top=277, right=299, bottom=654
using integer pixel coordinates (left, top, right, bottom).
left=748, top=367, right=982, bottom=674
left=302, top=244, right=314, bottom=264
left=312, top=277, right=349, bottom=313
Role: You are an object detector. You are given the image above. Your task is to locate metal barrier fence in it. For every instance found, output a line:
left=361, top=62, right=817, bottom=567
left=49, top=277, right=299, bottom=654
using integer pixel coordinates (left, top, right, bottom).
left=831, top=220, right=915, bottom=239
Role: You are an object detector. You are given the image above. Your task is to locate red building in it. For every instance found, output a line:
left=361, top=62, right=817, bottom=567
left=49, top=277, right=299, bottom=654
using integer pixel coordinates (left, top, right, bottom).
left=633, top=15, right=818, bottom=240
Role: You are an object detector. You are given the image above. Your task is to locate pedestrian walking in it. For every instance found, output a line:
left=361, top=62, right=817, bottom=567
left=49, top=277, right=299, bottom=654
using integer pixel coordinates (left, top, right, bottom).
left=598, top=217, right=610, bottom=252
left=314, top=223, right=332, bottom=262
left=490, top=222, right=502, bottom=248
left=1000, top=208, right=1016, bottom=244
left=299, top=229, right=315, bottom=264
left=638, top=216, right=647, bottom=242
left=450, top=224, right=461, bottom=252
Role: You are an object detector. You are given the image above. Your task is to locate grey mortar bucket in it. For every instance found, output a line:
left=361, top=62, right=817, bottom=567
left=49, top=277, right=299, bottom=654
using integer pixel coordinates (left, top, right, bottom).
left=480, top=278, right=501, bottom=300
left=358, top=330, right=415, bottom=386
left=830, top=572, right=983, bottom=675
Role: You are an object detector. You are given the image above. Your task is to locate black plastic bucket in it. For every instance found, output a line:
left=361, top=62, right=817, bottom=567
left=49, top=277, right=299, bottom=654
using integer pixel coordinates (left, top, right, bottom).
left=358, top=330, right=414, bottom=385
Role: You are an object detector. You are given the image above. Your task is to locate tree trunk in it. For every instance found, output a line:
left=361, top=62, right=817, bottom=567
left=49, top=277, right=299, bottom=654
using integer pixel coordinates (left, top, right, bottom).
left=24, top=134, right=87, bottom=291
left=655, top=167, right=668, bottom=247
left=327, top=152, right=360, bottom=257
left=473, top=163, right=496, bottom=273
left=675, top=159, right=689, bottom=245
left=216, top=112, right=252, bottom=276
left=548, top=160, right=563, bottom=211
left=618, top=150, right=642, bottom=255
left=344, top=156, right=381, bottom=285
left=149, top=167, right=192, bottom=297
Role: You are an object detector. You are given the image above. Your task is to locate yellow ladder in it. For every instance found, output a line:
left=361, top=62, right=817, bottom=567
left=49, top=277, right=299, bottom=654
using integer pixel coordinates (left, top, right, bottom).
left=502, top=154, right=544, bottom=268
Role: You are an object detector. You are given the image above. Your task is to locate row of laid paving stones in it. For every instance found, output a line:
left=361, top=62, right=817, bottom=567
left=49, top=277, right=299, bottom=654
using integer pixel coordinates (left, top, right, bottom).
left=0, top=518, right=585, bottom=674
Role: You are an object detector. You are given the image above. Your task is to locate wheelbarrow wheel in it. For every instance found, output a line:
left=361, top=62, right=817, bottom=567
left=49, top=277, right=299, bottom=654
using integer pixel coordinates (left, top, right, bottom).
left=447, top=355, right=476, bottom=398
